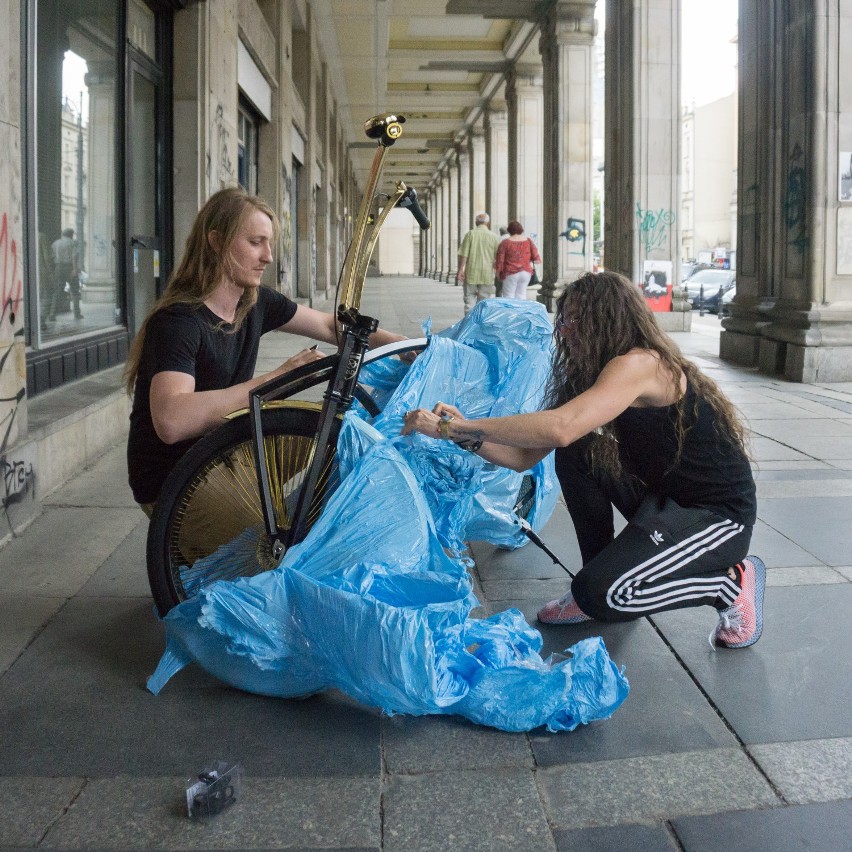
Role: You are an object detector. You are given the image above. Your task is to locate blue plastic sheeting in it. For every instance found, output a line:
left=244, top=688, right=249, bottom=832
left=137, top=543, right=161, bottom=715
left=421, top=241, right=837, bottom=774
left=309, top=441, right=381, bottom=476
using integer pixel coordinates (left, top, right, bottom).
left=148, top=426, right=629, bottom=731
left=358, top=298, right=559, bottom=548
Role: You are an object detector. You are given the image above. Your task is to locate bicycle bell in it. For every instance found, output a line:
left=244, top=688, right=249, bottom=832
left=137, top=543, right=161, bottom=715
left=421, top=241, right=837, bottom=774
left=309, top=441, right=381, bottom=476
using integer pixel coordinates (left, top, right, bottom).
left=364, top=113, right=406, bottom=146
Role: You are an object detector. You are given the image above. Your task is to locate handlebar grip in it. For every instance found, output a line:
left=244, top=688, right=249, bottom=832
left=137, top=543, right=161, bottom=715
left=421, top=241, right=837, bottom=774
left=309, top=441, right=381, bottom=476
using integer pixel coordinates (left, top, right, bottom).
left=397, top=186, right=431, bottom=230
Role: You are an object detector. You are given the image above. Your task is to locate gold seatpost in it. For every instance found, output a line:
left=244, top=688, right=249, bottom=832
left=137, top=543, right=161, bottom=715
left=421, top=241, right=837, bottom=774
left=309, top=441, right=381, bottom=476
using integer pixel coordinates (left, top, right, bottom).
left=338, top=113, right=406, bottom=311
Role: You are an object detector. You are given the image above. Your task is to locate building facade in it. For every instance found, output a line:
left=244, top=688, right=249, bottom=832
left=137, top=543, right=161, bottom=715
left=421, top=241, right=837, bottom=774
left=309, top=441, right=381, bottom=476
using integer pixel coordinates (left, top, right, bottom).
left=1, top=0, right=361, bottom=540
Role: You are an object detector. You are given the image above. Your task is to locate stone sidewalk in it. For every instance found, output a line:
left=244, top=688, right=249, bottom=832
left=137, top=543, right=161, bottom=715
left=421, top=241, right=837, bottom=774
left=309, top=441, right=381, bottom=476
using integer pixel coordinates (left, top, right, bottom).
left=1, top=275, right=850, bottom=850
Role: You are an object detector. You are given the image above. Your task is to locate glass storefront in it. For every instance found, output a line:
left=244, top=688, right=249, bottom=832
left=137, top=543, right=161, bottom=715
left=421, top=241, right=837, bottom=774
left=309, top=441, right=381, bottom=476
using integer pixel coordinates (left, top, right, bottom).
left=25, top=1, right=171, bottom=395
left=34, top=2, right=121, bottom=345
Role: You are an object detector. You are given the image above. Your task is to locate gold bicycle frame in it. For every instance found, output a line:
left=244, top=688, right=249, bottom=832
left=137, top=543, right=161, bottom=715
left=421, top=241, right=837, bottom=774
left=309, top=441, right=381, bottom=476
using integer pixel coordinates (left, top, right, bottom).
left=338, top=114, right=408, bottom=311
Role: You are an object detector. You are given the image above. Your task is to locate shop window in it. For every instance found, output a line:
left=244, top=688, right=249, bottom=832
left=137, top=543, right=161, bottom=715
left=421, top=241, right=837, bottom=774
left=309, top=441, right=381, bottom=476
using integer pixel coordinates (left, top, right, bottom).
left=237, top=96, right=260, bottom=195
left=30, top=2, right=121, bottom=346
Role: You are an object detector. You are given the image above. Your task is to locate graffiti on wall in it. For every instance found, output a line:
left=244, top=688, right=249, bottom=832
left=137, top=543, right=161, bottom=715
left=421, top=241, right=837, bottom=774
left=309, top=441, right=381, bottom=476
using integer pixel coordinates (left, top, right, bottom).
left=279, top=162, right=292, bottom=293
left=207, top=103, right=234, bottom=192
left=784, top=143, right=808, bottom=255
left=1, top=210, right=33, bottom=520
left=635, top=204, right=675, bottom=256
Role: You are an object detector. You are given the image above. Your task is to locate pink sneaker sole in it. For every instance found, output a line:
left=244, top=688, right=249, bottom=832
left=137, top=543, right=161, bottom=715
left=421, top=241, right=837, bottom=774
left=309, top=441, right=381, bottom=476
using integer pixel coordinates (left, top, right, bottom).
left=537, top=594, right=593, bottom=625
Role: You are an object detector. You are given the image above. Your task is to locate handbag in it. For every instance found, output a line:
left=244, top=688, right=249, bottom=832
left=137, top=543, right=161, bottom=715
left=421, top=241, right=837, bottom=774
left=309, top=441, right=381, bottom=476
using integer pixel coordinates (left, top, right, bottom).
left=528, top=239, right=539, bottom=286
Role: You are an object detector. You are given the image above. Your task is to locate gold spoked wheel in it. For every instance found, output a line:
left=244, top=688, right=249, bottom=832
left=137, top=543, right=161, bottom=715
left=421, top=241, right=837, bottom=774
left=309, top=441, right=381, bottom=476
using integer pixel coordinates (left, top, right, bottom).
left=146, top=405, right=341, bottom=616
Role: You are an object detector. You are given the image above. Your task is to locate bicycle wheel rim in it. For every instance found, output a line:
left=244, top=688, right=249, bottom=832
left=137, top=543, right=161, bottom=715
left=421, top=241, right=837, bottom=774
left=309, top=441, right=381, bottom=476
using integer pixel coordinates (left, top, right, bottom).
left=151, top=408, right=340, bottom=611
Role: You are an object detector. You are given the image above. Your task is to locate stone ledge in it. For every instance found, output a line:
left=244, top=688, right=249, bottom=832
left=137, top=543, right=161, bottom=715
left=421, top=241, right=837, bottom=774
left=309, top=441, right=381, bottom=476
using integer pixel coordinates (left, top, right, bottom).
left=17, top=365, right=130, bottom=503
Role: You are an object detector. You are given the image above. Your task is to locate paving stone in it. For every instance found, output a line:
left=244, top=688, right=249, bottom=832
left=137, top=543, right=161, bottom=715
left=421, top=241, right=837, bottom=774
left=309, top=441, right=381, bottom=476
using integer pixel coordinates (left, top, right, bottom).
left=382, top=768, right=554, bottom=852
left=42, top=443, right=136, bottom=508
left=481, top=578, right=572, bottom=602
left=553, top=822, right=679, bottom=852
left=651, top=585, right=852, bottom=743
left=750, top=737, right=852, bottom=803
left=43, top=776, right=380, bottom=850
left=382, top=713, right=533, bottom=774
left=529, top=618, right=736, bottom=765
left=0, top=507, right=141, bottom=596
left=537, top=749, right=778, bottom=829
left=749, top=436, right=813, bottom=463
left=835, top=566, right=852, bottom=581
left=2, top=776, right=83, bottom=847
left=0, top=594, right=64, bottom=675
left=765, top=565, right=846, bottom=586
left=740, top=402, right=826, bottom=421
left=757, top=478, right=852, bottom=498
left=752, top=417, right=852, bottom=440
left=0, top=597, right=381, bottom=779
left=671, top=799, right=852, bottom=852
left=753, top=467, right=852, bottom=480
left=756, top=495, right=852, bottom=566
left=78, top=517, right=151, bottom=598
left=747, top=518, right=823, bottom=569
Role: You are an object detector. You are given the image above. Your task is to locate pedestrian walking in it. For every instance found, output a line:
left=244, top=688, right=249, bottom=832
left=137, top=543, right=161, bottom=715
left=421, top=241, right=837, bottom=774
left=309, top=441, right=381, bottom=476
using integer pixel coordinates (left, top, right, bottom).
left=495, top=221, right=541, bottom=300
left=457, top=212, right=500, bottom=313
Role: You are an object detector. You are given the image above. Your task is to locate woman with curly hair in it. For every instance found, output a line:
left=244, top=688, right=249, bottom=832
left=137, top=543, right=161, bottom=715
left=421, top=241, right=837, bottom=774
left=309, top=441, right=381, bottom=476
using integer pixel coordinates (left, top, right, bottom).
left=402, top=271, right=765, bottom=649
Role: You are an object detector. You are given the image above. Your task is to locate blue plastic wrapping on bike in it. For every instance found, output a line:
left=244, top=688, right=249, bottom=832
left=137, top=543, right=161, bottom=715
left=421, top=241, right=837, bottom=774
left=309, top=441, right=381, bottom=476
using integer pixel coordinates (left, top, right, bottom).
left=358, top=298, right=559, bottom=548
left=148, top=419, right=629, bottom=731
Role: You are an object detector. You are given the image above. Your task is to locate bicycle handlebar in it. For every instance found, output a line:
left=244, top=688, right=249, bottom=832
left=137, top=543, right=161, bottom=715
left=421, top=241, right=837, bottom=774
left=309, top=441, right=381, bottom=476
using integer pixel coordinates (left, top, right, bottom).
left=397, top=185, right=430, bottom=230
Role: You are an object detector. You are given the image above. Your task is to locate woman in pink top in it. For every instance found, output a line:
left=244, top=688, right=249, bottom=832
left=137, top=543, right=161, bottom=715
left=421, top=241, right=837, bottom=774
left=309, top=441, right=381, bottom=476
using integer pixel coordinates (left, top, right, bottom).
left=495, top=220, right=541, bottom=300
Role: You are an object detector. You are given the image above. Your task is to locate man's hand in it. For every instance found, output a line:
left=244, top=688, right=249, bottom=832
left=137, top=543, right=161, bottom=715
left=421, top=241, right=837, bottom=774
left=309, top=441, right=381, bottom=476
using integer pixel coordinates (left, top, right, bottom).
left=274, top=346, right=325, bottom=378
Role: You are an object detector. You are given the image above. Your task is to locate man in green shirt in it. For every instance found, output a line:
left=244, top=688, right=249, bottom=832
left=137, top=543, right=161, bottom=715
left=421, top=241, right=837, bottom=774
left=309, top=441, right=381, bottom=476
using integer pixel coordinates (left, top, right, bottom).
left=457, top=212, right=500, bottom=313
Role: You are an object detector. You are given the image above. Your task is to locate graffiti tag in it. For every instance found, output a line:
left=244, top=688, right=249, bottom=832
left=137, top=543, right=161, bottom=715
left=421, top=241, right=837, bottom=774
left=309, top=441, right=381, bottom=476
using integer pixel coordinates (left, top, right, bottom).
left=784, top=143, right=808, bottom=254
left=1, top=456, right=34, bottom=509
left=636, top=205, right=675, bottom=256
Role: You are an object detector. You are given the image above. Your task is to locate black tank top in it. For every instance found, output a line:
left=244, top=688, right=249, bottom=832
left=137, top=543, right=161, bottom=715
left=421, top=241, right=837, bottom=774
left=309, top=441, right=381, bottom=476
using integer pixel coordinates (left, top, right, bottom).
left=614, top=383, right=756, bottom=526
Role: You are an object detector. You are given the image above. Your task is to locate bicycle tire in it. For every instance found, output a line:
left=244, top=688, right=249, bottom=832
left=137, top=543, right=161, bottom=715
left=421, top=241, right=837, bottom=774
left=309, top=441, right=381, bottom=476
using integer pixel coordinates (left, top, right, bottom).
left=147, top=404, right=341, bottom=616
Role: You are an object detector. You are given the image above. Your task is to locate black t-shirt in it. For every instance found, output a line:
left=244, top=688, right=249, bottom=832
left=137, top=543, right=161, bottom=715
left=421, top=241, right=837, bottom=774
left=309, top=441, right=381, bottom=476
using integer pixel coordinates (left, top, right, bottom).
left=127, top=286, right=298, bottom=504
left=614, top=383, right=757, bottom=526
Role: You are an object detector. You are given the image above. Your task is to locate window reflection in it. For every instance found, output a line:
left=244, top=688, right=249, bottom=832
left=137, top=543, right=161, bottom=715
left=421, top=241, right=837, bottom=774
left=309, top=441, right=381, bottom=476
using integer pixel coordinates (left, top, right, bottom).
left=36, top=3, right=120, bottom=343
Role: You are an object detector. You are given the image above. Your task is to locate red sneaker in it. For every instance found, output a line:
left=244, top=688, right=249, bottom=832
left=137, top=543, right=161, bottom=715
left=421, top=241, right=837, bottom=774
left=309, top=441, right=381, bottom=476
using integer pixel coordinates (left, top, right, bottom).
left=711, top=556, right=766, bottom=649
left=537, top=590, right=593, bottom=625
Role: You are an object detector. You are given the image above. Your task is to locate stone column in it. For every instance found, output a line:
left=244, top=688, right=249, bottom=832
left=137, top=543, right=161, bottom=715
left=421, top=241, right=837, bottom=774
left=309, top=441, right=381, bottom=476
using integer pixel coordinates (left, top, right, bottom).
left=447, top=152, right=459, bottom=282
left=435, top=180, right=442, bottom=279
left=605, top=0, right=686, bottom=329
left=441, top=168, right=451, bottom=280
left=538, top=2, right=596, bottom=310
left=721, top=1, right=852, bottom=381
left=458, top=145, right=471, bottom=244
left=422, top=187, right=432, bottom=276
left=469, top=126, right=486, bottom=218
left=485, top=101, right=509, bottom=230
left=458, top=145, right=471, bottom=286
left=506, top=63, right=544, bottom=244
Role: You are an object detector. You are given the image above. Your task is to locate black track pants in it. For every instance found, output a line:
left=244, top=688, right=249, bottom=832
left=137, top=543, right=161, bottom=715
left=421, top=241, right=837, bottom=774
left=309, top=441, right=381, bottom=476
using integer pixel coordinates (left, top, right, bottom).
left=555, top=439, right=752, bottom=623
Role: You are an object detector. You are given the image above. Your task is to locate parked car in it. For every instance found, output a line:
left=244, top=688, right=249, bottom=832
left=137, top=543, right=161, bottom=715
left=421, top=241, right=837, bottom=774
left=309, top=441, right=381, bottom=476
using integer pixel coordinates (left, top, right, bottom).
left=719, top=284, right=736, bottom=317
left=681, top=261, right=712, bottom=282
left=683, top=269, right=736, bottom=312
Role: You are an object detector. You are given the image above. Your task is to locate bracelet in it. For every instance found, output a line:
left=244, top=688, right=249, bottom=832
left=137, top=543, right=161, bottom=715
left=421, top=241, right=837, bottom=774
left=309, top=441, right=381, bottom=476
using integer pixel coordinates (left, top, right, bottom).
left=454, top=438, right=483, bottom=453
left=437, top=415, right=454, bottom=439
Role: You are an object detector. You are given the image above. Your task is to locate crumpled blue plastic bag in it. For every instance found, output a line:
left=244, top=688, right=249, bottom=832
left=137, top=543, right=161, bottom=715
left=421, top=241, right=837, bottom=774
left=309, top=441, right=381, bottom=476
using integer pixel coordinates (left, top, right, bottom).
left=358, top=299, right=559, bottom=548
left=148, top=430, right=629, bottom=731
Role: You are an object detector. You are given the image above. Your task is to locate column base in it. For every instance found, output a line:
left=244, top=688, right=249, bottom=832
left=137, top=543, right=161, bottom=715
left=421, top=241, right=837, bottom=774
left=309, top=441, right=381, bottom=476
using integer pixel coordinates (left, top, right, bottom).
left=655, top=311, right=692, bottom=332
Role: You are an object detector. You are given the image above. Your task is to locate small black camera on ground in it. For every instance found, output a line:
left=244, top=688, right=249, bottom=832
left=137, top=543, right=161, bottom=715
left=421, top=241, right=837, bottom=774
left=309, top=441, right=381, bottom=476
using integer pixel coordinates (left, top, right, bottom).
left=185, top=761, right=242, bottom=819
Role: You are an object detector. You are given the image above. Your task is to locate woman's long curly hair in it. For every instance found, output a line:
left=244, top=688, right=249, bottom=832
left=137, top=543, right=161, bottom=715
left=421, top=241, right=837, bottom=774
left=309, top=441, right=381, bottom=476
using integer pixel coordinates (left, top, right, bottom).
left=124, top=187, right=278, bottom=394
left=544, top=271, right=749, bottom=476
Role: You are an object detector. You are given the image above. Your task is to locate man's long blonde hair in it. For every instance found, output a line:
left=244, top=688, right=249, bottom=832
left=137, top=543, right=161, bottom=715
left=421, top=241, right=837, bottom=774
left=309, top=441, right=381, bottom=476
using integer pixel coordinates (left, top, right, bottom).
left=124, top=187, right=278, bottom=394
